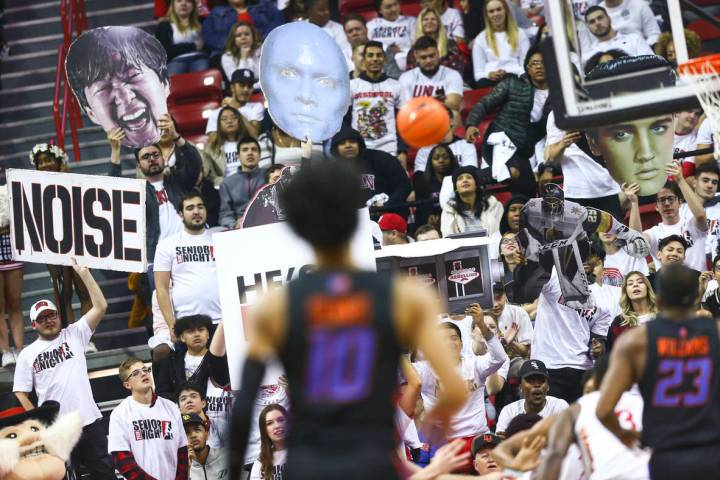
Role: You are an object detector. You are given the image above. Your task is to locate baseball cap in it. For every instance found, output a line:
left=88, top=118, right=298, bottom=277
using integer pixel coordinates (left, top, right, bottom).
left=30, top=299, right=58, bottom=322
left=378, top=213, right=407, bottom=234
left=471, top=433, right=501, bottom=457
left=231, top=68, right=256, bottom=85
left=182, top=413, right=207, bottom=430
left=519, top=359, right=549, bottom=380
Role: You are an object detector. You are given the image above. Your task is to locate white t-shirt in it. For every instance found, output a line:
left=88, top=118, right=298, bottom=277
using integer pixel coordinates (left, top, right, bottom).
left=150, top=180, right=184, bottom=242
left=680, top=201, right=720, bottom=258
left=414, top=335, right=507, bottom=438
left=575, top=391, right=649, bottom=480
left=367, top=15, right=416, bottom=55
left=184, top=351, right=204, bottom=380
left=471, top=29, right=530, bottom=82
left=414, top=138, right=481, bottom=173
left=349, top=75, right=401, bottom=155
left=495, top=395, right=569, bottom=433
left=530, top=89, right=549, bottom=123
left=697, top=118, right=714, bottom=146
left=495, top=304, right=533, bottom=347
left=598, top=0, right=660, bottom=45
left=249, top=449, right=287, bottom=480
left=644, top=216, right=708, bottom=272
left=13, top=316, right=101, bottom=427
left=108, top=395, right=188, bottom=480
left=674, top=129, right=699, bottom=164
left=205, top=103, right=265, bottom=134
left=205, top=379, right=232, bottom=449
left=245, top=383, right=289, bottom=465
left=223, top=141, right=239, bottom=177
left=582, top=31, right=654, bottom=66
left=441, top=8, right=465, bottom=39
left=601, top=248, right=649, bottom=286
left=589, top=282, right=622, bottom=322
left=153, top=230, right=222, bottom=321
left=546, top=111, right=620, bottom=199
left=531, top=269, right=612, bottom=370
left=398, top=65, right=463, bottom=107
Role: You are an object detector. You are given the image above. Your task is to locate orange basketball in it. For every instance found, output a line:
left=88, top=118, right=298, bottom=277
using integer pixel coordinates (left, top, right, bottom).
left=397, top=96, right=450, bottom=148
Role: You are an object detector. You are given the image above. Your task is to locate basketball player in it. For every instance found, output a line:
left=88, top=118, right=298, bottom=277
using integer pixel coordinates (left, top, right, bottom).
left=596, top=264, right=720, bottom=480
left=230, top=162, right=468, bottom=480
left=535, top=355, right=648, bottom=480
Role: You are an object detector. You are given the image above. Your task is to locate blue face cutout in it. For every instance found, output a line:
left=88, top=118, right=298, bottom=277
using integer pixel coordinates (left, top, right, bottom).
left=260, top=22, right=351, bottom=142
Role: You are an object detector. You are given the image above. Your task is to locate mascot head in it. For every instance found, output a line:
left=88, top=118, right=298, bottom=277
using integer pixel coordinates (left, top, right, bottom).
left=0, top=396, right=83, bottom=480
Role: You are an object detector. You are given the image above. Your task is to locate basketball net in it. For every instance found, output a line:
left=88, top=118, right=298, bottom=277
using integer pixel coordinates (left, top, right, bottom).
left=678, top=55, right=720, bottom=161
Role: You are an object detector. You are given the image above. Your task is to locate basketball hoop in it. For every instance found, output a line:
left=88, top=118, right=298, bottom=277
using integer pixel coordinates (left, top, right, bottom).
left=678, top=54, right=720, bottom=161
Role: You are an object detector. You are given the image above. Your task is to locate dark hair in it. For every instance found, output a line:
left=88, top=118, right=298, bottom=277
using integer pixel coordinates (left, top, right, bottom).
left=499, top=194, right=528, bottom=234
left=258, top=404, right=289, bottom=480
left=656, top=264, right=698, bottom=308
left=237, top=135, right=261, bottom=151
left=66, top=26, right=168, bottom=112
left=713, top=254, right=720, bottom=269
left=178, top=190, right=204, bottom=211
left=265, top=164, right=285, bottom=183
left=504, top=413, right=543, bottom=438
left=659, top=180, right=683, bottom=201
left=585, top=55, right=676, bottom=97
left=591, top=354, right=610, bottom=386
left=343, top=13, right=367, bottom=27
left=364, top=40, right=385, bottom=55
left=282, top=162, right=364, bottom=250
left=523, top=43, right=542, bottom=74
left=537, top=162, right=561, bottom=177
left=462, top=0, right=485, bottom=42
left=134, top=143, right=162, bottom=163
left=176, top=380, right=206, bottom=402
left=413, top=35, right=438, bottom=52
left=694, top=161, right=720, bottom=179
left=415, top=223, right=441, bottom=238
left=583, top=5, right=608, bottom=20
left=173, top=314, right=212, bottom=339
left=658, top=234, right=688, bottom=252
left=583, top=49, right=629, bottom=76
left=424, top=144, right=459, bottom=183
left=439, top=321, right=462, bottom=341
left=451, top=166, right=491, bottom=220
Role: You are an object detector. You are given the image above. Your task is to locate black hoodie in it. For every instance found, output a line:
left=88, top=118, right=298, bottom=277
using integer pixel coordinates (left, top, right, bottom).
left=331, top=125, right=411, bottom=218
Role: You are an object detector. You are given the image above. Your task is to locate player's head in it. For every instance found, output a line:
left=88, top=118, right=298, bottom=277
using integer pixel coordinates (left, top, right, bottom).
left=541, top=183, right=564, bottom=216
left=119, top=357, right=153, bottom=394
left=439, top=322, right=463, bottom=359
left=585, top=56, right=676, bottom=197
left=173, top=314, right=211, bottom=353
left=694, top=162, right=720, bottom=201
left=282, top=162, right=364, bottom=252
left=657, top=234, right=687, bottom=267
left=176, top=381, right=207, bottom=415
left=655, top=264, right=698, bottom=311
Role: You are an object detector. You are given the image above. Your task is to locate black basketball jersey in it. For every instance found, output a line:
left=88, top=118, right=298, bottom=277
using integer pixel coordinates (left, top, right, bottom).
left=639, top=316, right=720, bottom=451
left=279, top=270, right=402, bottom=476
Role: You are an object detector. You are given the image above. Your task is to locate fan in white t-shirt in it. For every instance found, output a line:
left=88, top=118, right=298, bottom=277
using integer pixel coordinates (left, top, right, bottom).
left=597, top=231, right=649, bottom=286
left=205, top=69, right=264, bottom=138
left=695, top=118, right=716, bottom=167
left=598, top=0, right=660, bottom=46
left=414, top=310, right=508, bottom=441
left=673, top=109, right=703, bottom=164
left=486, top=284, right=533, bottom=375
left=633, top=171, right=709, bottom=272
left=495, top=359, right=569, bottom=436
left=177, top=381, right=230, bottom=450
left=108, top=358, right=188, bottom=480
left=154, top=193, right=222, bottom=332
left=367, top=0, right=416, bottom=71
left=581, top=6, right=653, bottom=66
left=678, top=162, right=720, bottom=258
left=414, top=107, right=483, bottom=173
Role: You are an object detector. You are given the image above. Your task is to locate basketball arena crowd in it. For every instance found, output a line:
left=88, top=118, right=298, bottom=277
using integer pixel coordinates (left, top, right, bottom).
left=0, top=0, right=718, bottom=479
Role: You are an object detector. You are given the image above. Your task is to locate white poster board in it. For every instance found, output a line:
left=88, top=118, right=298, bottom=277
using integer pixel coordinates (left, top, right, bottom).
left=8, top=169, right=146, bottom=273
left=214, top=209, right=376, bottom=389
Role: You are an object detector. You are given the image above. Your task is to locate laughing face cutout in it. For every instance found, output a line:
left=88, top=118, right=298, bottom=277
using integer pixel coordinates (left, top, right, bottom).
left=66, top=26, right=170, bottom=148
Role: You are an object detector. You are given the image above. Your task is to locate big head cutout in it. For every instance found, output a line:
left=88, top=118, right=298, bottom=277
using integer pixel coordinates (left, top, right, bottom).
left=260, top=22, right=351, bottom=142
left=585, top=56, right=676, bottom=197
left=66, top=26, right=170, bottom=149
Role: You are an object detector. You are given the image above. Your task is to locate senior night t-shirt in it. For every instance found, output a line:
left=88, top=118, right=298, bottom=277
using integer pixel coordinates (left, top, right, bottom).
left=13, top=316, right=101, bottom=426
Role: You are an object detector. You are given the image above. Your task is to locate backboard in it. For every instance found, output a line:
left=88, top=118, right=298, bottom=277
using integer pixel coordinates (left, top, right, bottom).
left=543, top=0, right=716, bottom=130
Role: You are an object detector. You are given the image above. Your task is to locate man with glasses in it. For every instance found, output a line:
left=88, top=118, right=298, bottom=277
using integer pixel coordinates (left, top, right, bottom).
left=629, top=161, right=708, bottom=272
left=109, top=356, right=188, bottom=480
left=13, top=259, right=115, bottom=478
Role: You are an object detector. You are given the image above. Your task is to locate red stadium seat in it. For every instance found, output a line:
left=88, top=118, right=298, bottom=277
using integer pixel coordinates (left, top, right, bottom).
left=170, top=100, right=220, bottom=137
left=249, top=92, right=266, bottom=104
left=460, top=87, right=494, bottom=124
left=168, top=70, right=223, bottom=107
left=400, top=2, right=422, bottom=17
left=627, top=203, right=661, bottom=231
left=688, top=18, right=720, bottom=42
left=185, top=134, right=210, bottom=151
left=339, top=0, right=373, bottom=18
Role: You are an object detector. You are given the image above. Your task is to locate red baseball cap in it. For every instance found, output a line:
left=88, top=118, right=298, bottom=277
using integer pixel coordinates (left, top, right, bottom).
left=378, top=213, right=407, bottom=234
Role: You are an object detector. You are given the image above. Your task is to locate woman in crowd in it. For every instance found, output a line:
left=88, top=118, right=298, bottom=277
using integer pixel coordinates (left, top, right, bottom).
left=414, top=144, right=460, bottom=228
left=471, top=0, right=529, bottom=87
left=499, top=194, right=528, bottom=235
left=606, top=271, right=657, bottom=351
left=654, top=29, right=702, bottom=67
left=202, top=106, right=251, bottom=188
left=221, top=20, right=262, bottom=83
left=0, top=167, right=23, bottom=368
left=367, top=0, right=416, bottom=71
left=249, top=404, right=288, bottom=480
left=441, top=165, right=503, bottom=237
left=156, top=0, right=209, bottom=76
left=406, top=7, right=467, bottom=75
